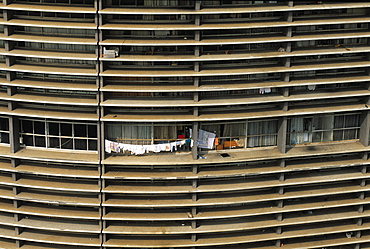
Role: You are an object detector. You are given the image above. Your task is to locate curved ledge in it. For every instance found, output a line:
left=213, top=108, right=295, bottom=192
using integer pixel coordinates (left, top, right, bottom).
left=100, top=16, right=370, bottom=31
left=100, top=31, right=370, bottom=46
left=103, top=208, right=370, bottom=235
left=0, top=48, right=97, bottom=60
left=100, top=46, right=370, bottom=62
left=101, top=75, right=370, bottom=93
left=102, top=182, right=370, bottom=208
left=99, top=3, right=370, bottom=15
left=101, top=89, right=370, bottom=108
left=0, top=79, right=98, bottom=91
left=0, top=64, right=97, bottom=76
left=1, top=19, right=96, bottom=29
left=0, top=34, right=97, bottom=45
left=101, top=60, right=370, bottom=77
left=0, top=216, right=100, bottom=233
left=0, top=92, right=98, bottom=106
left=102, top=169, right=369, bottom=194
left=0, top=176, right=100, bottom=192
left=0, top=202, right=100, bottom=220
left=102, top=222, right=370, bottom=247
left=102, top=103, right=367, bottom=122
left=0, top=189, right=100, bottom=206
left=0, top=3, right=96, bottom=13
left=0, top=162, right=99, bottom=179
left=0, top=146, right=98, bottom=164
left=102, top=157, right=370, bottom=180
left=103, top=197, right=370, bottom=222
left=0, top=106, right=98, bottom=121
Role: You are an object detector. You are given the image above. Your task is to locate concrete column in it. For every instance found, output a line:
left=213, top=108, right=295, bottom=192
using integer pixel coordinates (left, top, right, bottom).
left=194, top=46, right=200, bottom=57
left=7, top=86, right=16, bottom=96
left=6, top=71, right=15, bottom=82
left=195, top=15, right=200, bottom=26
left=359, top=110, right=369, bottom=147
left=98, top=120, right=105, bottom=160
left=194, top=62, right=200, bottom=72
left=194, top=76, right=200, bottom=87
left=5, top=41, right=15, bottom=51
left=3, top=10, right=14, bottom=21
left=192, top=122, right=198, bottom=160
left=2, top=0, right=12, bottom=5
left=277, top=117, right=287, bottom=154
left=195, top=0, right=201, bottom=10
left=6, top=56, right=15, bottom=67
left=193, top=92, right=199, bottom=102
left=4, top=25, right=14, bottom=36
left=9, top=116, right=20, bottom=153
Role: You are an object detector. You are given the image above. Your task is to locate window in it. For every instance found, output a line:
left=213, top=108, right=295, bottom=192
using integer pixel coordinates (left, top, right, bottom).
left=201, top=121, right=247, bottom=149
left=20, top=119, right=97, bottom=151
left=247, top=119, right=278, bottom=148
left=288, top=113, right=360, bottom=145
left=106, top=122, right=191, bottom=145
left=0, top=117, right=9, bottom=144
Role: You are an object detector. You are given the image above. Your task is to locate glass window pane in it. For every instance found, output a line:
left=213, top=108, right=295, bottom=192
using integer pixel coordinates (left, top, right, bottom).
left=0, top=118, right=8, bottom=130
left=0, top=133, right=9, bottom=143
left=75, top=124, right=87, bottom=137
left=35, top=136, right=46, bottom=147
left=22, top=120, right=33, bottom=133
left=61, top=123, right=72, bottom=136
left=49, top=137, right=60, bottom=149
left=88, top=125, right=97, bottom=138
left=49, top=122, right=59, bottom=136
left=61, top=138, right=73, bottom=149
left=23, top=135, right=34, bottom=146
left=88, top=140, right=97, bottom=151
left=75, top=139, right=87, bottom=150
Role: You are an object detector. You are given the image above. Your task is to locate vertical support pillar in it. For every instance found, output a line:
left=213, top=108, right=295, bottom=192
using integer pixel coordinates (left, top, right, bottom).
left=98, top=120, right=105, bottom=161
left=195, top=15, right=200, bottom=26
left=15, top=240, right=23, bottom=248
left=277, top=117, right=287, bottom=154
left=194, top=62, right=200, bottom=72
left=6, top=56, right=15, bottom=67
left=194, top=76, right=200, bottom=87
left=195, top=0, right=201, bottom=10
left=194, top=92, right=199, bottom=102
left=281, top=57, right=290, bottom=68
left=280, top=159, right=286, bottom=168
left=358, top=205, right=364, bottom=213
left=191, top=207, right=197, bottom=216
left=194, top=31, right=201, bottom=42
left=192, top=122, right=198, bottom=160
left=193, top=107, right=199, bottom=117
left=5, top=40, right=15, bottom=51
left=9, top=116, right=19, bottom=153
left=359, top=110, right=369, bottom=147
left=194, top=45, right=200, bottom=57
left=7, top=86, right=16, bottom=96
left=281, top=87, right=289, bottom=97
left=3, top=9, right=14, bottom=21
left=192, top=165, right=198, bottom=174
left=4, top=25, right=14, bottom=37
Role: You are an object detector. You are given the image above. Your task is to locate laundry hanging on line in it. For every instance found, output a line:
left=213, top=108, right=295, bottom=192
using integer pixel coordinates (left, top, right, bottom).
left=197, top=129, right=216, bottom=149
left=105, top=139, right=190, bottom=155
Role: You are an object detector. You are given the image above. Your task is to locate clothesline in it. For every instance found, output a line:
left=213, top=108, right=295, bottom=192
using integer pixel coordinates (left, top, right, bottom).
left=105, top=139, right=190, bottom=155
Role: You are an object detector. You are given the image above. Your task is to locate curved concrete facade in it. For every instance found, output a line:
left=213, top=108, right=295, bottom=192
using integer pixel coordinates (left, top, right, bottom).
left=0, top=0, right=369, bottom=248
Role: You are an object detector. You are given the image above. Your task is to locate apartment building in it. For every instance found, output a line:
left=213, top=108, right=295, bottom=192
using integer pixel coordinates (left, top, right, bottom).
left=0, top=0, right=369, bottom=248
